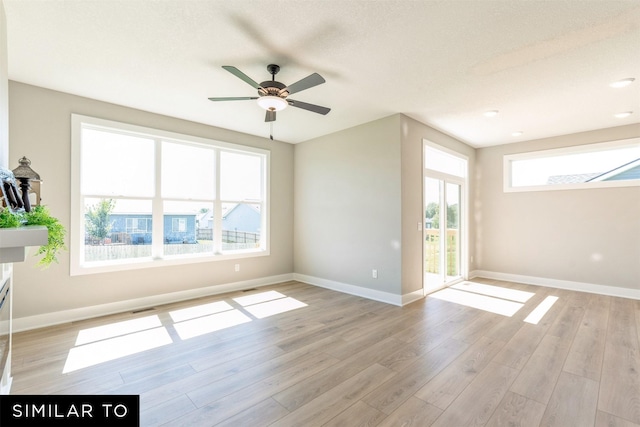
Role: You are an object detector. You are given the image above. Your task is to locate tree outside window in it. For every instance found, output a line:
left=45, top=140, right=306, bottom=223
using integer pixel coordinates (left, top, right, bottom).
left=85, top=199, right=115, bottom=244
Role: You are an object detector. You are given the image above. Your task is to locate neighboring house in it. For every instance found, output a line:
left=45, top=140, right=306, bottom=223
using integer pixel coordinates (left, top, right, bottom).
left=222, top=204, right=261, bottom=245
left=588, top=158, right=640, bottom=182
left=196, top=204, right=261, bottom=233
left=547, top=158, right=640, bottom=184
left=197, top=210, right=214, bottom=230
left=222, top=204, right=261, bottom=233
left=107, top=213, right=197, bottom=244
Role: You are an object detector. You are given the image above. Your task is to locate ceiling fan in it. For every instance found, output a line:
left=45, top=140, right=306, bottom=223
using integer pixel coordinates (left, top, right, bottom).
left=209, top=64, right=330, bottom=139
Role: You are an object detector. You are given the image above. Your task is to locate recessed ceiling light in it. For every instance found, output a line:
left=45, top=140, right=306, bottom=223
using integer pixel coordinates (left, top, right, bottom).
left=512, top=131, right=523, bottom=137
left=484, top=110, right=499, bottom=117
left=610, top=78, right=635, bottom=88
left=614, top=111, right=633, bottom=118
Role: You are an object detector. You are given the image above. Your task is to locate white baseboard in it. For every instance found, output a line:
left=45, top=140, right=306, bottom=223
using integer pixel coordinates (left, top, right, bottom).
left=293, top=273, right=405, bottom=306
left=402, top=289, right=426, bottom=306
left=470, top=270, right=640, bottom=300
left=13, top=273, right=294, bottom=332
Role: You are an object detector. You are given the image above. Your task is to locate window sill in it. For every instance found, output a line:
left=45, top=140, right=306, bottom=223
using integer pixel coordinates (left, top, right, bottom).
left=70, top=248, right=270, bottom=276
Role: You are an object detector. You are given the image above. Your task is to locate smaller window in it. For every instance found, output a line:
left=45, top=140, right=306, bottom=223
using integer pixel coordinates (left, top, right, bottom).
left=127, top=218, right=152, bottom=234
left=425, top=144, right=466, bottom=178
left=504, top=138, right=640, bottom=192
left=172, top=218, right=187, bottom=233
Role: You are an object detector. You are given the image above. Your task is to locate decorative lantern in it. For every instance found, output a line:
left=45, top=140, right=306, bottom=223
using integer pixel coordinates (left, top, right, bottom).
left=12, top=157, right=41, bottom=212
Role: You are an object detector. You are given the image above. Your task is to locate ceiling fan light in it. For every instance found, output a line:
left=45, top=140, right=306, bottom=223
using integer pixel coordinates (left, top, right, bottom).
left=257, top=96, right=288, bottom=111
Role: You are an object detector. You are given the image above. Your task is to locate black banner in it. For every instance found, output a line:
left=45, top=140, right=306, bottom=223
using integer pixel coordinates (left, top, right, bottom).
left=0, top=395, right=139, bottom=427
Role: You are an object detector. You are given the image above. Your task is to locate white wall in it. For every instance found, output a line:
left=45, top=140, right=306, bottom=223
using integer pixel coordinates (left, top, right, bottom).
left=474, top=124, right=640, bottom=292
left=294, top=115, right=403, bottom=300
left=8, top=82, right=294, bottom=325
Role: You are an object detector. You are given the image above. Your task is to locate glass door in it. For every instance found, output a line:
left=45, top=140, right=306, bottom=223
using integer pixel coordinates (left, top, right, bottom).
left=445, top=182, right=461, bottom=282
left=424, top=177, right=443, bottom=291
left=423, top=142, right=466, bottom=293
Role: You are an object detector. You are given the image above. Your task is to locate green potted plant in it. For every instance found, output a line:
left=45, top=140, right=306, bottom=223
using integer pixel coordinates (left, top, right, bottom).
left=0, top=205, right=66, bottom=267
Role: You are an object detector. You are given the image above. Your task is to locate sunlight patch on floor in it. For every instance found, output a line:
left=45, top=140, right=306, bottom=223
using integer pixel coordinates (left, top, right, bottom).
left=169, top=301, right=234, bottom=323
left=64, top=290, right=309, bottom=373
left=75, top=315, right=163, bottom=346
left=451, top=281, right=534, bottom=303
left=524, top=295, right=559, bottom=324
left=431, top=288, right=523, bottom=317
left=242, top=297, right=308, bottom=319
left=173, top=309, right=252, bottom=340
left=63, top=327, right=172, bottom=373
left=233, top=290, right=286, bottom=306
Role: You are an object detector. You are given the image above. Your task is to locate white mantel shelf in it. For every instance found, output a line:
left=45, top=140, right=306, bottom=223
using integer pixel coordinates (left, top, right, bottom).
left=0, top=226, right=48, bottom=263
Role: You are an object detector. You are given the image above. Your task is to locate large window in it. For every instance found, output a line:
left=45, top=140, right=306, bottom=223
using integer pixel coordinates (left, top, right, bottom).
left=504, top=138, right=640, bottom=192
left=71, top=115, right=269, bottom=275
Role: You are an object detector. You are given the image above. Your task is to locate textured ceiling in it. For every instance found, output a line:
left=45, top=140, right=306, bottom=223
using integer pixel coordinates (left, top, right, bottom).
left=4, top=0, right=640, bottom=146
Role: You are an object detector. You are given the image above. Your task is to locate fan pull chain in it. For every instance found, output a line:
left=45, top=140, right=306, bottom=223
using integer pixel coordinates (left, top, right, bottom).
left=270, top=122, right=274, bottom=140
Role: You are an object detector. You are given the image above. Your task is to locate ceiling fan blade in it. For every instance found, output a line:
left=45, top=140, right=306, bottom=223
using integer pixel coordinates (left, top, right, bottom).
left=287, top=99, right=331, bottom=115
left=284, top=73, right=325, bottom=95
left=208, top=97, right=259, bottom=101
left=265, top=110, right=276, bottom=122
left=222, top=66, right=264, bottom=90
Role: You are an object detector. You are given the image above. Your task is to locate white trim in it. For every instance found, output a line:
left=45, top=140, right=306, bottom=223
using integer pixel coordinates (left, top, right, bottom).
left=469, top=270, right=640, bottom=300
left=12, top=273, right=294, bottom=332
left=293, top=273, right=403, bottom=306
left=402, top=289, right=425, bottom=306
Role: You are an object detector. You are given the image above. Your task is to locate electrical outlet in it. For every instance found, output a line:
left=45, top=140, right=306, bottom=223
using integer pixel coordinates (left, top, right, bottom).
left=234, top=264, right=240, bottom=272
left=372, top=269, right=378, bottom=279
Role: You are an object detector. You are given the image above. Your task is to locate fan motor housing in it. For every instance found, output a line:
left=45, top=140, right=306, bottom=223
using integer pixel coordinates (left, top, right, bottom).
left=258, top=80, right=287, bottom=96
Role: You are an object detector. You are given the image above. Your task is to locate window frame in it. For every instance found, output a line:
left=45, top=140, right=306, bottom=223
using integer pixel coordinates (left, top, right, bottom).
left=71, top=114, right=270, bottom=276
left=503, top=138, right=640, bottom=193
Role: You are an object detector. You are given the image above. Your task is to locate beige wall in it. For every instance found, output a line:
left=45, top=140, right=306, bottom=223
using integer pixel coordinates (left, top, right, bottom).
left=294, top=115, right=403, bottom=295
left=294, top=113, right=476, bottom=300
left=8, top=81, right=294, bottom=320
left=474, top=124, right=640, bottom=290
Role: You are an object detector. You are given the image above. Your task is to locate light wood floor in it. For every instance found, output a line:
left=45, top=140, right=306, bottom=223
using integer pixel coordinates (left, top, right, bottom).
left=9, top=278, right=640, bottom=426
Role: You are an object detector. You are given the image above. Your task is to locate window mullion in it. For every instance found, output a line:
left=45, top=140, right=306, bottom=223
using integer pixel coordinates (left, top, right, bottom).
left=152, top=139, right=163, bottom=259
left=214, top=149, right=222, bottom=254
